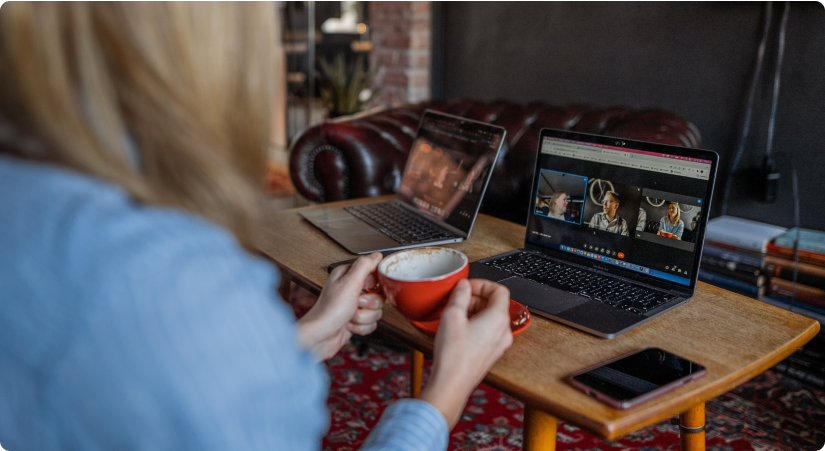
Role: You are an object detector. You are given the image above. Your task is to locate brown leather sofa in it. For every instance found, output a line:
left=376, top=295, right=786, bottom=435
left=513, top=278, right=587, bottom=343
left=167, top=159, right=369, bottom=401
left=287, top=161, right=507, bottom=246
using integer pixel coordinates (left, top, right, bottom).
left=289, top=99, right=702, bottom=225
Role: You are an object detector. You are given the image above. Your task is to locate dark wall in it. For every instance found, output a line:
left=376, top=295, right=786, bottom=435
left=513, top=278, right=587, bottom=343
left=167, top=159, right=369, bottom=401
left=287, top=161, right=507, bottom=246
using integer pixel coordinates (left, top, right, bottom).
left=435, top=2, right=825, bottom=230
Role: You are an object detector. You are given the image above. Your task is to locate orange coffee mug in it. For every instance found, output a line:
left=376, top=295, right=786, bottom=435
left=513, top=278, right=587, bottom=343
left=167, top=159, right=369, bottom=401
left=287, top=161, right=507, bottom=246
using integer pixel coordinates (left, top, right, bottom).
left=377, top=247, right=469, bottom=322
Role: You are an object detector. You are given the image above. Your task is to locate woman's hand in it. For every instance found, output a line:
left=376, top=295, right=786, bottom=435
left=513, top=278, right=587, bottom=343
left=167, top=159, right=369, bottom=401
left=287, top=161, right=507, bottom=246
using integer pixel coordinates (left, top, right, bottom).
left=419, top=278, right=513, bottom=428
left=297, top=253, right=384, bottom=361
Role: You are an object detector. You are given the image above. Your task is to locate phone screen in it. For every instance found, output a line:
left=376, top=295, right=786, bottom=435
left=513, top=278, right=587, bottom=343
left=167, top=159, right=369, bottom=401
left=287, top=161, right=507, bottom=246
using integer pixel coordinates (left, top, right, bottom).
left=571, top=348, right=705, bottom=403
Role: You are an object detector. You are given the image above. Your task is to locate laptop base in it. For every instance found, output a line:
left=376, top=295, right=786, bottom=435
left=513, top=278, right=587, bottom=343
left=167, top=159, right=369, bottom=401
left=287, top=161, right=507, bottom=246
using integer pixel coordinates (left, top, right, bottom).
left=300, top=205, right=462, bottom=255
left=469, top=251, right=688, bottom=339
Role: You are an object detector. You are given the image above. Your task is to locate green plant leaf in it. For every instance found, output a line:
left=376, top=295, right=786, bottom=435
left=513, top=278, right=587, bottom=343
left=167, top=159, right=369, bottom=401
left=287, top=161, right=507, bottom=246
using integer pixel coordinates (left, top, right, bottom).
left=315, top=52, right=383, bottom=115
left=347, top=54, right=365, bottom=113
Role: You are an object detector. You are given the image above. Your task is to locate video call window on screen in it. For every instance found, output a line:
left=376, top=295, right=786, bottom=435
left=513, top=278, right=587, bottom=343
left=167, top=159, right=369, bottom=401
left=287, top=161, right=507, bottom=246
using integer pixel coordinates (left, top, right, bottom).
left=581, top=179, right=642, bottom=237
left=534, top=170, right=586, bottom=224
left=528, top=135, right=714, bottom=286
left=572, top=179, right=704, bottom=252
left=532, top=170, right=705, bottom=255
left=634, top=189, right=703, bottom=253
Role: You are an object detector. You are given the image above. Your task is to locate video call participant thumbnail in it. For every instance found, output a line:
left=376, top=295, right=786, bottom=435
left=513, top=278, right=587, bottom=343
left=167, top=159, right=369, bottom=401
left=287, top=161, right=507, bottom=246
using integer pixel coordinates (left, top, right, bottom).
left=588, top=191, right=629, bottom=236
left=657, top=202, right=684, bottom=240
left=536, top=191, right=573, bottom=222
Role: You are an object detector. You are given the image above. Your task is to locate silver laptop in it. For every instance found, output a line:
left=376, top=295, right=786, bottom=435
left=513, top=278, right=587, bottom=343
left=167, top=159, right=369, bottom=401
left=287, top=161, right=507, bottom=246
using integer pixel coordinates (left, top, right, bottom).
left=301, top=110, right=506, bottom=254
left=469, top=128, right=719, bottom=338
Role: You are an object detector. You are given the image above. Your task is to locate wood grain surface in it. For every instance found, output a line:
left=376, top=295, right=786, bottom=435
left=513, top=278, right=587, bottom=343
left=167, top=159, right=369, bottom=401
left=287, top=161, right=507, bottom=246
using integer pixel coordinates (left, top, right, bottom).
left=254, top=196, right=820, bottom=440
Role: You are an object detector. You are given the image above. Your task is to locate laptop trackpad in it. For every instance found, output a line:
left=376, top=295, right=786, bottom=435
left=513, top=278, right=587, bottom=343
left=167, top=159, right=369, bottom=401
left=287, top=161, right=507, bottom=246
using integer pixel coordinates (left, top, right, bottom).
left=499, top=276, right=588, bottom=315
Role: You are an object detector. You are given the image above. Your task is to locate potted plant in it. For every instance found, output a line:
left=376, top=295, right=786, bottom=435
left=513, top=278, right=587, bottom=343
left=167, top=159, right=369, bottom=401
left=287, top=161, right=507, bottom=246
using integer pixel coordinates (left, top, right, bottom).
left=316, top=53, right=382, bottom=118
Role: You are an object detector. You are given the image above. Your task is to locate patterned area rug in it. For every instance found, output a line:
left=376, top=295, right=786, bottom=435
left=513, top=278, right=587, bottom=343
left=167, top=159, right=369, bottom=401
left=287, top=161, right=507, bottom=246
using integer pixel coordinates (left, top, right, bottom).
left=322, top=338, right=825, bottom=451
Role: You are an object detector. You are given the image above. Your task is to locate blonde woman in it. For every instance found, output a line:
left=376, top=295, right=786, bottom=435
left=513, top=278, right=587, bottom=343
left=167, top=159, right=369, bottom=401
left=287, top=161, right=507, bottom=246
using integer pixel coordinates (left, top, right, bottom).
left=539, top=191, right=573, bottom=221
left=658, top=202, right=684, bottom=239
left=0, top=4, right=512, bottom=450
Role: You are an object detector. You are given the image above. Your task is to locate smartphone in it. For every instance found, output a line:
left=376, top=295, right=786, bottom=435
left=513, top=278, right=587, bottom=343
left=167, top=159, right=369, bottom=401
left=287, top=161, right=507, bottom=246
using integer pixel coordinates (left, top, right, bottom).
left=568, top=347, right=706, bottom=410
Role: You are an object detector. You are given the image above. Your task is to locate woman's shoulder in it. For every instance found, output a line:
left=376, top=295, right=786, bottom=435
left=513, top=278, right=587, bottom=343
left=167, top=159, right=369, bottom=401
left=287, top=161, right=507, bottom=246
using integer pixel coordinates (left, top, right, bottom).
left=1, top=155, right=249, bottom=246
left=0, top=156, right=296, bottom=369
left=0, top=157, right=330, bottom=446
left=0, top=155, right=255, bottom=280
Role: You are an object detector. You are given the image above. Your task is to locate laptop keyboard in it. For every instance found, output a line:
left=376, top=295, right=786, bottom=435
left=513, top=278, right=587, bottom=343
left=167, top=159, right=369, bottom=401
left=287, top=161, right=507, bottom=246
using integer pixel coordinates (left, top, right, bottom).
left=344, top=203, right=456, bottom=245
left=484, top=252, right=677, bottom=315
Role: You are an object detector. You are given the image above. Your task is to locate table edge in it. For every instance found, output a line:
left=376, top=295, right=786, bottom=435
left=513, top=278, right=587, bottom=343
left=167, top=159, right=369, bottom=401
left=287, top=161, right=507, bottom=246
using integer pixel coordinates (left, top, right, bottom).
left=485, top=319, right=820, bottom=440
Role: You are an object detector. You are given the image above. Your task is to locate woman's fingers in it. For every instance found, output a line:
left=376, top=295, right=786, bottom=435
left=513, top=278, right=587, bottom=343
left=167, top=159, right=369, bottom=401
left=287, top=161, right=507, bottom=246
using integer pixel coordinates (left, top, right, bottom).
left=349, top=305, right=383, bottom=325
left=328, top=262, right=351, bottom=281
left=329, top=253, right=382, bottom=289
left=362, top=271, right=381, bottom=292
left=465, top=279, right=512, bottom=351
left=347, top=321, right=378, bottom=336
left=348, top=294, right=383, bottom=335
left=358, top=293, right=384, bottom=310
left=468, top=279, right=509, bottom=305
left=441, top=279, right=473, bottom=322
left=466, top=279, right=510, bottom=316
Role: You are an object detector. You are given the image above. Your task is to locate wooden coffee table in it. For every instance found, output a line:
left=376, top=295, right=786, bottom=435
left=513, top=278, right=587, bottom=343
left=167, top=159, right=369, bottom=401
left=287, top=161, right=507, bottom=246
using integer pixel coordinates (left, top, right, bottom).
left=255, top=197, right=820, bottom=451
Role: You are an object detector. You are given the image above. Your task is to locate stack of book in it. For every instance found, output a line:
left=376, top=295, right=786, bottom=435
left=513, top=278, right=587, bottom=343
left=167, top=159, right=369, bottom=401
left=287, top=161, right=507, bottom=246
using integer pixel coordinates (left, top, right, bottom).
left=699, top=218, right=825, bottom=389
left=767, top=229, right=825, bottom=390
left=699, top=216, right=787, bottom=299
left=765, top=228, right=825, bottom=320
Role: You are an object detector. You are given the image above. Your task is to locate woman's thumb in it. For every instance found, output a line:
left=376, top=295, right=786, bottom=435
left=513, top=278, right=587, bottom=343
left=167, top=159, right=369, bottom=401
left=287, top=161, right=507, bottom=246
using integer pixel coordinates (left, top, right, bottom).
left=445, top=279, right=472, bottom=315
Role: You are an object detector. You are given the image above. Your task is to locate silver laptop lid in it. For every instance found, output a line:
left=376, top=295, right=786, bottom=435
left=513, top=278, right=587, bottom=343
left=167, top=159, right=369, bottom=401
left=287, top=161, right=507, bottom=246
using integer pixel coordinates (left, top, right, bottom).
left=524, top=129, right=719, bottom=294
left=395, top=110, right=506, bottom=236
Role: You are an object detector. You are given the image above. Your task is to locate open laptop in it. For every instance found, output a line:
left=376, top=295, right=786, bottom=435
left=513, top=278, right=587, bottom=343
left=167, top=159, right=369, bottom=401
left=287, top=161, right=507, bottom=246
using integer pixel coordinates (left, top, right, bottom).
left=301, top=110, right=506, bottom=254
left=469, top=128, right=719, bottom=338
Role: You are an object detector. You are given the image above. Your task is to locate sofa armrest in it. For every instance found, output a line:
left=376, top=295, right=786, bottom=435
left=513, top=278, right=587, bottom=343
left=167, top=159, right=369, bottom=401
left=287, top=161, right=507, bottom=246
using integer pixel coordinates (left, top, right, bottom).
left=289, top=106, right=427, bottom=202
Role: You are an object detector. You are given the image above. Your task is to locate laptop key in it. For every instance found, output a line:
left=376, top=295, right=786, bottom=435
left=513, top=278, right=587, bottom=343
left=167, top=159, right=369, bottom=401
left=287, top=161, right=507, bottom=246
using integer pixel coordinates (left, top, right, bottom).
left=486, top=251, right=671, bottom=315
left=346, top=203, right=457, bottom=245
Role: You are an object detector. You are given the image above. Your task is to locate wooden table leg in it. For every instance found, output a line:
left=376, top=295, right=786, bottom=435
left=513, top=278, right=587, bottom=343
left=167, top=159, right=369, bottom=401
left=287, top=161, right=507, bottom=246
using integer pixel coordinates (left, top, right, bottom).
left=410, top=348, right=423, bottom=398
left=679, top=402, right=705, bottom=451
left=523, top=405, right=557, bottom=451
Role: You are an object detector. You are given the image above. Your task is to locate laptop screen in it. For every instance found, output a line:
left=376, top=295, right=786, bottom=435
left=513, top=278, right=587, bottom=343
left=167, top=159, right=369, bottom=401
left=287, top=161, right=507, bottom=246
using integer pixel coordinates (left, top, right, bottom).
left=396, top=111, right=505, bottom=234
left=526, top=130, right=717, bottom=290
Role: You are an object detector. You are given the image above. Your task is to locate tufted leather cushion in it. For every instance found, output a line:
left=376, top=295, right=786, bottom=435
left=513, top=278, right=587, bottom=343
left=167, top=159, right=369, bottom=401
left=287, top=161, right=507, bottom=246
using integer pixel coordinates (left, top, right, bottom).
left=289, top=99, right=702, bottom=224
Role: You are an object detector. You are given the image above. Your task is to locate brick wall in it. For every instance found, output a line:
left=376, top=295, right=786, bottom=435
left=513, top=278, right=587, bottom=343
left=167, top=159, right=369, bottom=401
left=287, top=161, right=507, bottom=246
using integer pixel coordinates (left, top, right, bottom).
left=368, top=2, right=431, bottom=106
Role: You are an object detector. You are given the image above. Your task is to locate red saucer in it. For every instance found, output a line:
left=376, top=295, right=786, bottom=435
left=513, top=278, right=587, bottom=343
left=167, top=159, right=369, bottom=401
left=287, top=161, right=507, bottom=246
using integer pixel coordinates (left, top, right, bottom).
left=410, top=300, right=531, bottom=337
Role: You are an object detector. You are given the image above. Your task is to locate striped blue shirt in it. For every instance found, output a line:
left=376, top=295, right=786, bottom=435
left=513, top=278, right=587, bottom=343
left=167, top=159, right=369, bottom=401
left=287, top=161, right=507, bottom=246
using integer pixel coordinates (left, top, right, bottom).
left=0, top=155, right=447, bottom=451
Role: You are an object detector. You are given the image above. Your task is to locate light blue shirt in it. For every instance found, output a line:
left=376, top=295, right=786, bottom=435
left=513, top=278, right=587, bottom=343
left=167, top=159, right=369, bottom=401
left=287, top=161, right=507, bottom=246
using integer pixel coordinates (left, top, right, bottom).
left=0, top=155, right=447, bottom=451
left=659, top=217, right=684, bottom=239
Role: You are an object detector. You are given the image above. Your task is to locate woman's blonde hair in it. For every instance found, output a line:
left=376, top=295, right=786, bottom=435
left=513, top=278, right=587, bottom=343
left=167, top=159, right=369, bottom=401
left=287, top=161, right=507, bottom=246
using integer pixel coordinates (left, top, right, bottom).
left=548, top=191, right=567, bottom=215
left=0, top=2, right=278, bottom=247
left=667, top=202, right=681, bottom=225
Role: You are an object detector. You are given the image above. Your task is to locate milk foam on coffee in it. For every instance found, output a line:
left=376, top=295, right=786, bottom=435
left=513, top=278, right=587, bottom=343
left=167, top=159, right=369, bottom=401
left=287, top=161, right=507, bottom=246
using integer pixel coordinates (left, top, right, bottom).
left=379, top=248, right=467, bottom=281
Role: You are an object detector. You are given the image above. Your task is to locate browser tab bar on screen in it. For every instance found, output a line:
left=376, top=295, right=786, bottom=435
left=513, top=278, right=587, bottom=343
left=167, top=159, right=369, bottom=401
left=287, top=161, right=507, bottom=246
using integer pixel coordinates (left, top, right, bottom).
left=541, top=137, right=711, bottom=180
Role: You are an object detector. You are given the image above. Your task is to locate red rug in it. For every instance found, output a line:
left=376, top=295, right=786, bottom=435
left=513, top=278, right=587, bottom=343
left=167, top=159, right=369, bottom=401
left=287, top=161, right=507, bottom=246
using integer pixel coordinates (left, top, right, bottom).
left=322, top=338, right=825, bottom=451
